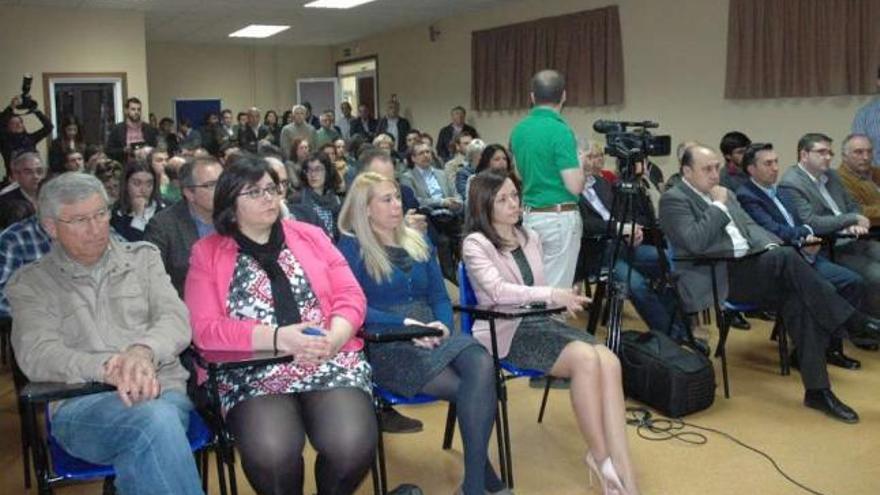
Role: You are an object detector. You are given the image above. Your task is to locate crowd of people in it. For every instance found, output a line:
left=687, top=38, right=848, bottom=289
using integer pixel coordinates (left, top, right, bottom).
left=0, top=66, right=879, bottom=495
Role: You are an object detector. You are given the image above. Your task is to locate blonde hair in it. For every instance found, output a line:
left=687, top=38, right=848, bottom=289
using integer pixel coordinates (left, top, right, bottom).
left=338, top=172, right=429, bottom=282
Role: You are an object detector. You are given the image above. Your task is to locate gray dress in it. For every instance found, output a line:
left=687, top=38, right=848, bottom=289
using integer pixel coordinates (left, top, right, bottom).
left=503, top=247, right=595, bottom=373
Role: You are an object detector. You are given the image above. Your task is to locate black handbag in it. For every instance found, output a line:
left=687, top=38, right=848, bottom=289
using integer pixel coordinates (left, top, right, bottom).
left=619, top=330, right=716, bottom=417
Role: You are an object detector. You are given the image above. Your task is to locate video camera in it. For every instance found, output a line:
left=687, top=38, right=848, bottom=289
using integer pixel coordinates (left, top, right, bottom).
left=593, top=119, right=670, bottom=180
left=15, top=73, right=38, bottom=113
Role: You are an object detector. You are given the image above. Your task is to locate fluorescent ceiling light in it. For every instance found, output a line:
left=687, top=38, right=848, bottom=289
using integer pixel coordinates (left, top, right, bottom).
left=229, top=24, right=290, bottom=38
left=304, top=0, right=378, bottom=9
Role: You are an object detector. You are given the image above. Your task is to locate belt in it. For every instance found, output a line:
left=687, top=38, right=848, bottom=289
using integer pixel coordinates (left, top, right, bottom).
left=528, top=203, right=578, bottom=213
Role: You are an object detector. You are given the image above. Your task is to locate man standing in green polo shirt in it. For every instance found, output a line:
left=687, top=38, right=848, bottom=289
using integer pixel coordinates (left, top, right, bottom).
left=510, top=69, right=585, bottom=288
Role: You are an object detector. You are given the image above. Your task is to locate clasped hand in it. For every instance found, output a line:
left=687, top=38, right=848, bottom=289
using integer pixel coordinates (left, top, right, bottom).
left=275, top=321, right=341, bottom=366
left=404, top=318, right=449, bottom=349
left=103, top=345, right=159, bottom=407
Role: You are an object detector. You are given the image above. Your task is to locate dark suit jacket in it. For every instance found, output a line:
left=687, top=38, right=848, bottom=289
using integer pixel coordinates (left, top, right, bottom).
left=658, top=182, right=777, bottom=312
left=377, top=117, right=412, bottom=153
left=778, top=165, right=862, bottom=236
left=436, top=123, right=478, bottom=162
left=236, top=124, right=269, bottom=153
left=143, top=200, right=200, bottom=298
left=105, top=121, right=158, bottom=162
left=350, top=118, right=378, bottom=140
left=736, top=180, right=812, bottom=243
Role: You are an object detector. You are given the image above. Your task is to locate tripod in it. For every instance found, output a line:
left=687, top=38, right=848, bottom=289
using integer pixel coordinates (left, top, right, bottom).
left=585, top=162, right=692, bottom=353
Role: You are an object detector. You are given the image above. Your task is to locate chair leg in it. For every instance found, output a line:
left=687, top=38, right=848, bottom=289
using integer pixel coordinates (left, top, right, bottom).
left=715, top=314, right=731, bottom=399
left=586, top=280, right=607, bottom=335
left=776, top=321, right=790, bottom=376
left=371, top=452, right=382, bottom=495
left=102, top=476, right=116, bottom=495
left=537, top=376, right=553, bottom=423
left=375, top=406, right=388, bottom=494
left=494, top=409, right=507, bottom=487
left=441, top=402, right=457, bottom=450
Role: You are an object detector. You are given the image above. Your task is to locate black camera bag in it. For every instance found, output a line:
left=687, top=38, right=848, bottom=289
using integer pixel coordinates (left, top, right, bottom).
left=620, top=330, right=715, bottom=417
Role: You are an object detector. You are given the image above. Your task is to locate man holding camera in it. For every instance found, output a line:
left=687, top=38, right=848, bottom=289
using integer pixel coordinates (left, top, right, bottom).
left=1, top=93, right=54, bottom=174
left=105, top=97, right=158, bottom=163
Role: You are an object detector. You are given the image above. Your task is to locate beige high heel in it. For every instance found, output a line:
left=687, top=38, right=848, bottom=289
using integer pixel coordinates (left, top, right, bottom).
left=585, top=452, right=629, bottom=495
left=585, top=451, right=602, bottom=490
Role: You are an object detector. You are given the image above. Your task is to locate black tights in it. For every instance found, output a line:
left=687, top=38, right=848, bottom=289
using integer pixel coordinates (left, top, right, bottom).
left=420, top=346, right=504, bottom=495
left=226, top=388, right=377, bottom=495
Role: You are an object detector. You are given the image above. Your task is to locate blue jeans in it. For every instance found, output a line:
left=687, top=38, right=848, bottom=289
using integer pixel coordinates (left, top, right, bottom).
left=52, top=389, right=204, bottom=495
left=611, top=244, right=689, bottom=340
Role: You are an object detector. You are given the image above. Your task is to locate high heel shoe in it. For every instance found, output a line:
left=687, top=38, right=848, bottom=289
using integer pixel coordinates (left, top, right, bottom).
left=584, top=452, right=602, bottom=490
left=600, top=457, right=628, bottom=495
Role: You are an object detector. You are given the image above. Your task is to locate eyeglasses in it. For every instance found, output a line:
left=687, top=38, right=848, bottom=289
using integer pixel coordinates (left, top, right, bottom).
left=19, top=167, right=47, bottom=177
left=56, top=207, right=110, bottom=227
left=416, top=150, right=432, bottom=156
left=306, top=166, right=326, bottom=175
left=239, top=184, right=283, bottom=200
left=189, top=180, right=218, bottom=190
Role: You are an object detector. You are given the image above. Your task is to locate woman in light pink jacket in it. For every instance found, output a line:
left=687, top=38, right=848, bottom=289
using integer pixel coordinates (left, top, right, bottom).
left=462, top=171, right=639, bottom=495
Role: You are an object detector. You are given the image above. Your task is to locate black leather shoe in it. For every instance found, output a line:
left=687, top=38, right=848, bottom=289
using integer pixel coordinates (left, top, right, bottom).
left=851, top=338, right=880, bottom=351
left=850, top=317, right=880, bottom=341
left=826, top=349, right=861, bottom=370
left=804, top=389, right=859, bottom=424
left=746, top=310, right=776, bottom=321
left=380, top=407, right=423, bottom=434
left=728, top=311, right=751, bottom=330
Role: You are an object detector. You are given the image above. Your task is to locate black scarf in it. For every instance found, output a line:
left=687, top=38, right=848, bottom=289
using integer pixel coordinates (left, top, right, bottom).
left=233, top=221, right=301, bottom=326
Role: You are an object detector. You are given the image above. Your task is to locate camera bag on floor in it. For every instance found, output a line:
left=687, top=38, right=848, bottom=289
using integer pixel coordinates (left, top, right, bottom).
left=620, top=330, right=715, bottom=417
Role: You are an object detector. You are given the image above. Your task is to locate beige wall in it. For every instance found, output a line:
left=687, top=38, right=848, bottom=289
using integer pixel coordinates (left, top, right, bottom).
left=334, top=0, right=874, bottom=172
left=0, top=6, right=148, bottom=173
left=147, top=43, right=334, bottom=122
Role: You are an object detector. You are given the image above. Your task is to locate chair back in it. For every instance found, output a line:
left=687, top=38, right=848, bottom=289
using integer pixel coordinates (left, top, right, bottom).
left=457, top=262, right=477, bottom=334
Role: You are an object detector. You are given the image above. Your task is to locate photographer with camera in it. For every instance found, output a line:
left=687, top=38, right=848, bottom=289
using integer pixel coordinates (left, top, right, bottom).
left=1, top=75, right=54, bottom=174
left=105, top=97, right=158, bottom=162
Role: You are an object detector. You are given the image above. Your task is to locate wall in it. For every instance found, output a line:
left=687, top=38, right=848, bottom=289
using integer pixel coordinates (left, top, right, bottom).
left=146, top=43, right=335, bottom=122
left=333, top=0, right=875, bottom=172
left=0, top=5, right=149, bottom=173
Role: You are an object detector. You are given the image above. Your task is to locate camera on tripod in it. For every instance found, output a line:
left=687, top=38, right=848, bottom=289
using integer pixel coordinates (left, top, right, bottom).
left=16, top=74, right=38, bottom=112
left=593, top=119, right=670, bottom=180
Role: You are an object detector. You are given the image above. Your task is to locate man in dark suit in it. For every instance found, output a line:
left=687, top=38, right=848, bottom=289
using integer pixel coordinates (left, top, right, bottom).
left=144, top=156, right=221, bottom=297
left=349, top=103, right=378, bottom=141
left=659, top=143, right=880, bottom=423
left=577, top=151, right=694, bottom=346
left=736, top=142, right=872, bottom=367
left=779, top=133, right=880, bottom=318
left=105, top=97, right=158, bottom=162
left=376, top=100, right=411, bottom=154
left=236, top=107, right=269, bottom=154
left=436, top=106, right=478, bottom=162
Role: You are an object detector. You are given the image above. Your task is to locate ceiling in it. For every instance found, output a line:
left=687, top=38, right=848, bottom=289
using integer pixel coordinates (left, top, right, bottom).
left=2, top=0, right=509, bottom=46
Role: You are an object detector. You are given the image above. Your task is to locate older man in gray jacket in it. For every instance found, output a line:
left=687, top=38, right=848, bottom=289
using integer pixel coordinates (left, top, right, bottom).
left=7, top=172, right=203, bottom=494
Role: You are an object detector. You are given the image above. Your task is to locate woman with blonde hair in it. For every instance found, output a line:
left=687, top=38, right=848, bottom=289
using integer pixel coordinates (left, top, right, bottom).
left=337, top=172, right=509, bottom=495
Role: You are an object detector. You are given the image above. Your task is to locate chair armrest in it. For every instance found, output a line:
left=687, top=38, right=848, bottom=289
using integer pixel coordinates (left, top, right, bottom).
left=19, top=381, right=115, bottom=405
left=191, top=347, right=294, bottom=372
left=454, top=303, right=567, bottom=320
left=362, top=324, right=444, bottom=343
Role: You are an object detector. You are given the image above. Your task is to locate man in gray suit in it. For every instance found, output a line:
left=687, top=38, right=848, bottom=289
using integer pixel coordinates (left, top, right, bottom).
left=144, top=156, right=222, bottom=297
left=401, top=141, right=463, bottom=212
left=778, top=133, right=880, bottom=317
left=659, top=144, right=880, bottom=423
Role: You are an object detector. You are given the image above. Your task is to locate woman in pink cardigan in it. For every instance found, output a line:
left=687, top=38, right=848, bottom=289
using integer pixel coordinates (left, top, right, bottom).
left=462, top=171, right=639, bottom=495
left=185, top=155, right=375, bottom=495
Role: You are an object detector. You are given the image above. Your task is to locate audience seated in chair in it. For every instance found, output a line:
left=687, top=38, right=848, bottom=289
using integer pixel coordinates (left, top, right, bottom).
left=659, top=144, right=880, bottom=423
left=0, top=152, right=44, bottom=230
left=7, top=172, right=203, bottom=494
left=337, top=172, right=509, bottom=495
left=462, top=171, right=640, bottom=495
left=837, top=133, right=880, bottom=227
left=110, top=160, right=166, bottom=242
left=735, top=142, right=875, bottom=362
left=719, top=131, right=752, bottom=192
left=184, top=155, right=376, bottom=495
left=289, top=151, right=342, bottom=241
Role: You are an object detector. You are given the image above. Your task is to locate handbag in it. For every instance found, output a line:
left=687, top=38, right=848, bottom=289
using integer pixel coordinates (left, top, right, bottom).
left=619, top=330, right=716, bottom=417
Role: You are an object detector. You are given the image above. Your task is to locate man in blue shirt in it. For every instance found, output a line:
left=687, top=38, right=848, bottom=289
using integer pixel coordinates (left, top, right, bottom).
left=0, top=214, right=52, bottom=318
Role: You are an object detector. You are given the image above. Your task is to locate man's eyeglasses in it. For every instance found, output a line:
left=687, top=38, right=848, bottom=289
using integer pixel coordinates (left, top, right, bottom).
left=55, top=207, right=111, bottom=227
left=189, top=180, right=218, bottom=190
left=239, top=184, right=284, bottom=200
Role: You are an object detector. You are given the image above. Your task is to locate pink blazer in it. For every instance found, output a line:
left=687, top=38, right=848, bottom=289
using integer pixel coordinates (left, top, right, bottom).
left=185, top=219, right=366, bottom=356
left=461, top=228, right=555, bottom=357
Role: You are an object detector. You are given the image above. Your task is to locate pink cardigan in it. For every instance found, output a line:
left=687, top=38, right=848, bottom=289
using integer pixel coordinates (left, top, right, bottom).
left=185, top=219, right=366, bottom=355
left=461, top=228, right=555, bottom=357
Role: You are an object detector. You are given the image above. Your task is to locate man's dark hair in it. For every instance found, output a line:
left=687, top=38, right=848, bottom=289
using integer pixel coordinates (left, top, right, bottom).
left=180, top=118, right=192, bottom=129
left=298, top=151, right=339, bottom=194
left=180, top=156, right=219, bottom=188
left=221, top=108, right=232, bottom=116
left=236, top=111, right=246, bottom=120
left=530, top=70, right=565, bottom=105
left=797, top=132, right=833, bottom=156
left=125, top=97, right=141, bottom=109
left=464, top=170, right=524, bottom=249
left=159, top=117, right=174, bottom=127
left=358, top=146, right=391, bottom=170
left=213, top=153, right=279, bottom=236
left=454, top=130, right=475, bottom=145
left=258, top=144, right=283, bottom=159
left=741, top=142, right=773, bottom=174
left=719, top=131, right=751, bottom=157
left=451, top=105, right=466, bottom=114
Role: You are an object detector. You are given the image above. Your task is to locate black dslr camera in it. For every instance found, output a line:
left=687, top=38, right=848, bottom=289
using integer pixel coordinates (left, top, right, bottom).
left=593, top=119, right=670, bottom=181
left=16, top=74, right=38, bottom=112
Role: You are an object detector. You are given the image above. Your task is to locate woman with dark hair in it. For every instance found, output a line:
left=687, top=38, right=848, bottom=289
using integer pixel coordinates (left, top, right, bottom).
left=264, top=110, right=281, bottom=145
left=337, top=172, right=509, bottom=495
left=462, top=171, right=639, bottom=495
left=290, top=151, right=342, bottom=240
left=475, top=144, right=514, bottom=175
left=282, top=109, right=294, bottom=126
left=48, top=115, right=86, bottom=173
left=184, top=154, right=376, bottom=495
left=110, top=160, right=166, bottom=241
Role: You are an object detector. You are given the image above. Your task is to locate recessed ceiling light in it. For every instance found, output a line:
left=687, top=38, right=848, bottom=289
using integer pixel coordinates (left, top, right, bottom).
left=304, top=0, right=378, bottom=9
left=229, top=24, right=291, bottom=38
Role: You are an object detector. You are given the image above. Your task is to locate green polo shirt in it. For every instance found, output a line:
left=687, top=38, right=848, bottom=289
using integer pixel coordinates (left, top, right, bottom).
left=510, top=106, right=580, bottom=208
